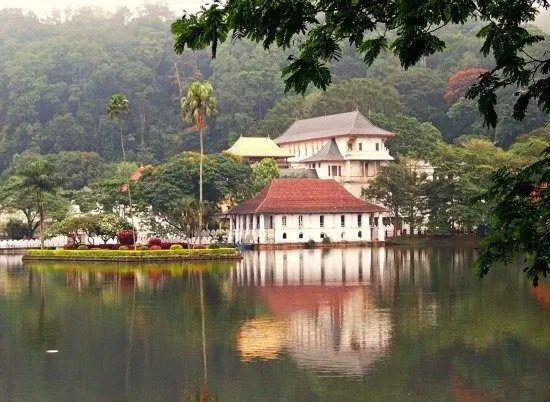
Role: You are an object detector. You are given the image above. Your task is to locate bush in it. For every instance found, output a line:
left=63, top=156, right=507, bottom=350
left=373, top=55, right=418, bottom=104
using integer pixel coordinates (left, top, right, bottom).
left=77, top=244, right=89, bottom=250
left=138, top=245, right=149, bottom=251
left=117, top=229, right=136, bottom=246
left=304, top=239, right=316, bottom=249
left=170, top=244, right=184, bottom=250
left=322, top=236, right=332, bottom=244
left=118, top=245, right=129, bottom=250
left=208, top=243, right=220, bottom=249
left=150, top=245, right=162, bottom=250
left=25, top=248, right=239, bottom=260
left=159, top=242, right=189, bottom=249
left=147, top=237, right=162, bottom=247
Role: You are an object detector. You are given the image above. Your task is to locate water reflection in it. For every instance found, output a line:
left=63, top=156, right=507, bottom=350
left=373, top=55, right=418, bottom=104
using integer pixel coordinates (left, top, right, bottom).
left=0, top=247, right=548, bottom=401
left=235, top=249, right=395, bottom=375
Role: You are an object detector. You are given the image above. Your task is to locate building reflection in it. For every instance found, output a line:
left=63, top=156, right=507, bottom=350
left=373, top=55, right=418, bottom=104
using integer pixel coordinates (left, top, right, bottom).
left=234, top=247, right=437, bottom=375
left=0, top=254, right=27, bottom=297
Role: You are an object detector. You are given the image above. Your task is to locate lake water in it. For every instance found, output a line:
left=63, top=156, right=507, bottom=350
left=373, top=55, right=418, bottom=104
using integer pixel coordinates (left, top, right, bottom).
left=0, top=246, right=549, bottom=401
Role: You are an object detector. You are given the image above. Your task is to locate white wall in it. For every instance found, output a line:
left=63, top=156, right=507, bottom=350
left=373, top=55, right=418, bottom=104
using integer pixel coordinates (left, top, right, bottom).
left=231, top=212, right=386, bottom=244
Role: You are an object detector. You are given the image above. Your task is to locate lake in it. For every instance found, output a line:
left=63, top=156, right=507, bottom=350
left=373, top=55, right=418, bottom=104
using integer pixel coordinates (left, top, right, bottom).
left=0, top=246, right=549, bottom=401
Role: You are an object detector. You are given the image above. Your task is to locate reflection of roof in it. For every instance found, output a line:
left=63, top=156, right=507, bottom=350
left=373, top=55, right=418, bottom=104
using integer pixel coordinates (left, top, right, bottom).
left=279, top=168, right=318, bottom=179
left=275, top=111, right=395, bottom=144
left=258, top=285, right=359, bottom=315
left=301, top=138, right=344, bottom=163
left=229, top=179, right=388, bottom=214
left=237, top=318, right=285, bottom=361
left=224, top=136, right=292, bottom=158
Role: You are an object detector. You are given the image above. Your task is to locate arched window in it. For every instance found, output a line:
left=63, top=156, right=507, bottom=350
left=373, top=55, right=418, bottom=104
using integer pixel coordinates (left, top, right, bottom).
left=320, top=232, right=325, bottom=239
left=282, top=233, right=287, bottom=239
left=358, top=231, right=362, bottom=238
left=341, top=232, right=345, bottom=238
left=299, top=232, right=304, bottom=239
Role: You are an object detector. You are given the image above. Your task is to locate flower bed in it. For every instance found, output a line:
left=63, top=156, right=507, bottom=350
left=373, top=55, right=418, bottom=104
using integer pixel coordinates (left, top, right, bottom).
left=23, top=248, right=241, bottom=262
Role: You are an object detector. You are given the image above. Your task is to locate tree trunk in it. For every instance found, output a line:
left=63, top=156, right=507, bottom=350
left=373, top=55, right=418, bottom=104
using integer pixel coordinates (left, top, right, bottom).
left=121, top=128, right=137, bottom=249
left=38, top=196, right=44, bottom=249
left=198, top=127, right=204, bottom=246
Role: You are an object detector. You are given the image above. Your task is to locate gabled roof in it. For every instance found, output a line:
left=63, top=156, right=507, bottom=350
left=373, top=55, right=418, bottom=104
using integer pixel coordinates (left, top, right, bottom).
left=301, top=138, right=344, bottom=163
left=280, top=168, right=319, bottom=179
left=229, top=179, right=387, bottom=214
left=224, top=136, right=292, bottom=158
left=275, top=111, right=395, bottom=144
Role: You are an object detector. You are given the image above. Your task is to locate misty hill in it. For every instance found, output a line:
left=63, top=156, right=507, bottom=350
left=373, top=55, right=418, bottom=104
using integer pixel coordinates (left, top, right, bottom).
left=0, top=4, right=548, bottom=174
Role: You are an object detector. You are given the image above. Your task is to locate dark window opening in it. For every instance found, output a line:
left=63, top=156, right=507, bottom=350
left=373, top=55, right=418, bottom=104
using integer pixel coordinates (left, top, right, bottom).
left=282, top=233, right=287, bottom=239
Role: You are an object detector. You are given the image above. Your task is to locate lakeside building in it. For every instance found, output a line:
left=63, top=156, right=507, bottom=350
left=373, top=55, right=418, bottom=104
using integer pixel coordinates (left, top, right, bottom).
left=274, top=111, right=395, bottom=197
left=227, top=178, right=388, bottom=246
left=223, top=136, right=292, bottom=166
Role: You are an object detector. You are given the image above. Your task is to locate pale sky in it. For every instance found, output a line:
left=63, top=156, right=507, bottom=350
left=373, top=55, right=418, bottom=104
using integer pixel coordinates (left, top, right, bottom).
left=0, top=0, right=204, bottom=17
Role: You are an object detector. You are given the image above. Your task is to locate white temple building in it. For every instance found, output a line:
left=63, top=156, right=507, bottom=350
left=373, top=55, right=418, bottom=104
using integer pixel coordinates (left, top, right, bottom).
left=227, top=178, right=388, bottom=246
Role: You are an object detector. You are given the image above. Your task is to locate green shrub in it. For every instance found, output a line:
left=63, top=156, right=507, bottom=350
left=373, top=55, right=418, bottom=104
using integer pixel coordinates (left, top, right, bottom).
left=170, top=244, right=184, bottom=250
left=322, top=235, right=332, bottom=244
left=138, top=245, right=149, bottom=251
left=24, top=248, right=238, bottom=260
left=119, top=245, right=129, bottom=250
left=304, top=239, right=316, bottom=249
left=77, top=244, right=89, bottom=250
left=208, top=243, right=220, bottom=249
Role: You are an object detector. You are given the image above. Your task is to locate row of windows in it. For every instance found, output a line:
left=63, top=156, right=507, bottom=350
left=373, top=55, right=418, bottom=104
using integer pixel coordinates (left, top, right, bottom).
left=288, top=141, right=383, bottom=157
left=282, top=214, right=363, bottom=228
left=281, top=231, right=364, bottom=240
left=238, top=215, right=377, bottom=229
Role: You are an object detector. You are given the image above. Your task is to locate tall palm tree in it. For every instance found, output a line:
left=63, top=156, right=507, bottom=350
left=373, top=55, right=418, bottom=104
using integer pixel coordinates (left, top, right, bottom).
left=181, top=81, right=217, bottom=244
left=16, top=157, right=56, bottom=249
left=107, top=94, right=136, bottom=247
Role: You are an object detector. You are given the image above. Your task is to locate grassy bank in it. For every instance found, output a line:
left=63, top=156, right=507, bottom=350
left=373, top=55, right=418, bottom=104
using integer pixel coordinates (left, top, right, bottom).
left=23, top=248, right=241, bottom=262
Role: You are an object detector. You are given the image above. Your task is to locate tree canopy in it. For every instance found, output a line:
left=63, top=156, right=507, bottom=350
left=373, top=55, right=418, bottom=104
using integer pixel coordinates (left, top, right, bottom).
left=171, top=0, right=550, bottom=129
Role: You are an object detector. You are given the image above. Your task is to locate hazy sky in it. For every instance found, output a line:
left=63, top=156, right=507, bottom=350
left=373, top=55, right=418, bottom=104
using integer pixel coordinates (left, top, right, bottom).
left=0, top=0, right=204, bottom=16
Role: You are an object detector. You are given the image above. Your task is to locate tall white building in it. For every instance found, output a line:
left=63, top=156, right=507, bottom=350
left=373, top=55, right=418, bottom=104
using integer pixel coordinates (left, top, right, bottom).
left=274, top=111, right=395, bottom=197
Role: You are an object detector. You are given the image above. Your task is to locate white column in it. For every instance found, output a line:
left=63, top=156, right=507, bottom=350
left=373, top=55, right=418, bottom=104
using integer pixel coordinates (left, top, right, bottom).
left=377, top=214, right=386, bottom=241
left=229, top=215, right=234, bottom=243
left=364, top=213, right=371, bottom=242
left=259, top=215, right=265, bottom=244
left=252, top=214, right=257, bottom=244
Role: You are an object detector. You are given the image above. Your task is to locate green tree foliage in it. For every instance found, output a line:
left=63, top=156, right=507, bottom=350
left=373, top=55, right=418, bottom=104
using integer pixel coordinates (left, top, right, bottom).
left=363, top=161, right=428, bottom=235
left=0, top=155, right=68, bottom=246
left=136, top=152, right=251, bottom=235
left=475, top=149, right=550, bottom=286
left=50, top=213, right=126, bottom=245
left=171, top=0, right=550, bottom=129
left=181, top=81, right=217, bottom=243
left=250, top=158, right=280, bottom=196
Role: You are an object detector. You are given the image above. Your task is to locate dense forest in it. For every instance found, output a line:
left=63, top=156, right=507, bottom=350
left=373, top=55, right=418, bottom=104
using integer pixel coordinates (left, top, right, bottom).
left=1, top=4, right=549, bottom=171
left=0, top=3, right=549, bottom=239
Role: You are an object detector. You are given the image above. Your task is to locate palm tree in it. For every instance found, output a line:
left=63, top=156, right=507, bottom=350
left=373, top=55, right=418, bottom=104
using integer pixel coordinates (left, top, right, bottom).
left=16, top=157, right=56, bottom=249
left=107, top=94, right=136, bottom=248
left=181, top=81, right=217, bottom=245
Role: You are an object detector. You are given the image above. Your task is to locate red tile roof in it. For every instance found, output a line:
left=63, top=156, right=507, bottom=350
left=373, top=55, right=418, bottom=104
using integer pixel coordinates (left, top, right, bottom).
left=229, top=179, right=387, bottom=214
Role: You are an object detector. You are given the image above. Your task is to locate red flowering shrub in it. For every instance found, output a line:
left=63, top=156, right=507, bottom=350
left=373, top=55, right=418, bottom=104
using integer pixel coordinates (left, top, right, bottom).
left=150, top=245, right=162, bottom=250
left=148, top=237, right=162, bottom=247
left=117, top=229, right=136, bottom=245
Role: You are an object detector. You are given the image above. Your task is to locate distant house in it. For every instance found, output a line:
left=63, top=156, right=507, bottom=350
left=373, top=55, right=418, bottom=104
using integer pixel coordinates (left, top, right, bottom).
left=227, top=179, right=388, bottom=247
left=223, top=136, right=292, bottom=166
left=274, top=111, right=395, bottom=197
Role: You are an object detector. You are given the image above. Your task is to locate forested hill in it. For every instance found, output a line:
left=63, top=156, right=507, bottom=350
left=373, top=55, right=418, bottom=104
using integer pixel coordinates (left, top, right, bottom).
left=1, top=4, right=549, bottom=174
